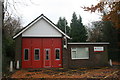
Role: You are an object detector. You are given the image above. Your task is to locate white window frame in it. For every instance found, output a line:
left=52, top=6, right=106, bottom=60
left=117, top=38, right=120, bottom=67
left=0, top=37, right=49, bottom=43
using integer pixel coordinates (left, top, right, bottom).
left=24, top=48, right=29, bottom=61
left=45, top=49, right=50, bottom=60
left=71, top=47, right=89, bottom=59
left=55, top=48, right=60, bottom=60
left=34, top=48, right=40, bottom=60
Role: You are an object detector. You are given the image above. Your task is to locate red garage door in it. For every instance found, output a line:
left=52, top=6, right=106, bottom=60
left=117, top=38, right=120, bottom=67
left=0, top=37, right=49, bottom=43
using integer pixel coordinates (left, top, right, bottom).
left=22, top=38, right=62, bottom=68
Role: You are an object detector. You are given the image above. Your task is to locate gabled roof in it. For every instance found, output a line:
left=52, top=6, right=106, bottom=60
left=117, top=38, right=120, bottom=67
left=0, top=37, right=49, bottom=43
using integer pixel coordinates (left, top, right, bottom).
left=13, top=14, right=70, bottom=39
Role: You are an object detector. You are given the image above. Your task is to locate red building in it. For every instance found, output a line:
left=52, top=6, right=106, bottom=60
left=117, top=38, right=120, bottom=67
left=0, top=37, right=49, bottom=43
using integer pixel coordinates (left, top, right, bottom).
left=14, top=14, right=109, bottom=69
left=13, top=14, right=70, bottom=68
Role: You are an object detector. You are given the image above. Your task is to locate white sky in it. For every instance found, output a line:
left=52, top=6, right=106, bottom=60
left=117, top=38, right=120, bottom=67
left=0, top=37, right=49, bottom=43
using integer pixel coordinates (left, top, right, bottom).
left=9, top=0, right=102, bottom=27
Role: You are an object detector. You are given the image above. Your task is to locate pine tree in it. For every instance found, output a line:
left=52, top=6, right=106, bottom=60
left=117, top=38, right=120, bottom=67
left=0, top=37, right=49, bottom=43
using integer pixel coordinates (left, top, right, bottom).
left=56, top=17, right=70, bottom=35
left=70, top=12, right=88, bottom=42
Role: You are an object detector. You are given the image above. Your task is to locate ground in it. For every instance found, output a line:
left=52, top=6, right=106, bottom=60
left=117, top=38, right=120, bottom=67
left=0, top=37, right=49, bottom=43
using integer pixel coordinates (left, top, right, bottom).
left=3, top=62, right=120, bottom=79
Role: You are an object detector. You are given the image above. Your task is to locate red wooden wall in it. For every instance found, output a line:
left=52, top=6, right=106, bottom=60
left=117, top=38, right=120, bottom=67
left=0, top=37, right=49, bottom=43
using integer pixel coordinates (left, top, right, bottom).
left=22, top=38, right=62, bottom=68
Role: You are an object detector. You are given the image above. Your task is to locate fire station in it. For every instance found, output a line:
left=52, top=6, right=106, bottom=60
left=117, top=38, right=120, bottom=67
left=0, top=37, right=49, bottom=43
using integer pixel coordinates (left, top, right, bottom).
left=13, top=14, right=109, bottom=68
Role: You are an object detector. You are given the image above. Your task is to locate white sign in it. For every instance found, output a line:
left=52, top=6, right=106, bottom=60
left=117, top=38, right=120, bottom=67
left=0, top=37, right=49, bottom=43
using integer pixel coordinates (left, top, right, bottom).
left=94, top=47, right=104, bottom=52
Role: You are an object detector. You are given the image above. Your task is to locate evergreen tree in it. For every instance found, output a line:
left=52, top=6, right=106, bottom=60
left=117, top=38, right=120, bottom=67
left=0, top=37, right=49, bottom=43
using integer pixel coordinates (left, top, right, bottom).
left=70, top=12, right=88, bottom=42
left=88, top=21, right=119, bottom=61
left=56, top=17, right=70, bottom=35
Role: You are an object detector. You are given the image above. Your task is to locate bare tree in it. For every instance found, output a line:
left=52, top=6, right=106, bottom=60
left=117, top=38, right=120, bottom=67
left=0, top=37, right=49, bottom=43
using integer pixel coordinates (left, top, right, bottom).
left=3, top=16, right=22, bottom=37
left=87, top=21, right=104, bottom=42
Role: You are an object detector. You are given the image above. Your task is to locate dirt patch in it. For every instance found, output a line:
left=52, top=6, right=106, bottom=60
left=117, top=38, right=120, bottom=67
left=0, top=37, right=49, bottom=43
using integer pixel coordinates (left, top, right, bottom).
left=10, top=67, right=120, bottom=79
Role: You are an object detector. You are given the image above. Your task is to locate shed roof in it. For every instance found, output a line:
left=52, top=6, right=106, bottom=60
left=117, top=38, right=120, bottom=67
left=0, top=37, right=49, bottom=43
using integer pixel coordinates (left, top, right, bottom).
left=68, top=42, right=110, bottom=45
left=13, top=14, right=70, bottom=39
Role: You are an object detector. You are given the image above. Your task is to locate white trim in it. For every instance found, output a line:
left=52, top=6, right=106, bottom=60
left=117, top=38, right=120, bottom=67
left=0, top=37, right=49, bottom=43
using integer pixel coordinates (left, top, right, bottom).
left=22, top=35, right=62, bottom=37
left=68, top=42, right=110, bottom=45
left=72, top=57, right=89, bottom=59
left=13, top=15, right=70, bottom=39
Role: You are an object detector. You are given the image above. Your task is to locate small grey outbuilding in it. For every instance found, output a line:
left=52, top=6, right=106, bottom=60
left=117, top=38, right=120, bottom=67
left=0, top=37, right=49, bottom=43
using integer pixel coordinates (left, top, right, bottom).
left=63, top=42, right=109, bottom=68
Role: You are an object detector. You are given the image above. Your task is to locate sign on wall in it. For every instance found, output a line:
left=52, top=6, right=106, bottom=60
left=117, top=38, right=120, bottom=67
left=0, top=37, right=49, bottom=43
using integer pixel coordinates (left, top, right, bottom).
left=94, top=47, right=104, bottom=52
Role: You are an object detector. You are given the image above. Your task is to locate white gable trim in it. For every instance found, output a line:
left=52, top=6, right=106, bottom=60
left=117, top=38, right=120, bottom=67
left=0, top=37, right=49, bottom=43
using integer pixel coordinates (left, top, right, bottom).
left=22, top=35, right=62, bottom=37
left=42, top=17, right=70, bottom=39
left=13, top=14, right=70, bottom=39
left=13, top=16, right=43, bottom=39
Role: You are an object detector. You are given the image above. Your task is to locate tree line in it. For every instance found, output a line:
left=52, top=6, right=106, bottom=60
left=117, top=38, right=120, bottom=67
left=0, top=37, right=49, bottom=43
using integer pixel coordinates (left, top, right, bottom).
left=56, top=12, right=88, bottom=42
left=82, top=0, right=120, bottom=61
left=3, top=11, right=119, bottom=64
left=2, top=0, right=120, bottom=74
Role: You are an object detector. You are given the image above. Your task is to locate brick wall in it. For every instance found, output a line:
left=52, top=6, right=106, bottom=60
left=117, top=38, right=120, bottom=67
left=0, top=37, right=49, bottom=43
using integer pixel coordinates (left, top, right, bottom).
left=63, top=43, right=109, bottom=68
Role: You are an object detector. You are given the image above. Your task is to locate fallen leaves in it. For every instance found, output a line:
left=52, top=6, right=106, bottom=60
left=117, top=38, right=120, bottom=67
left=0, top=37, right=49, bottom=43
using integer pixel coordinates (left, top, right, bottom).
left=10, top=67, right=120, bottom=79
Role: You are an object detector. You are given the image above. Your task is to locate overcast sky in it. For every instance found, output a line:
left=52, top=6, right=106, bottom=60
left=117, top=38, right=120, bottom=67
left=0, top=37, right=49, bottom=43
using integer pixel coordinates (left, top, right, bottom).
left=9, top=0, right=102, bottom=27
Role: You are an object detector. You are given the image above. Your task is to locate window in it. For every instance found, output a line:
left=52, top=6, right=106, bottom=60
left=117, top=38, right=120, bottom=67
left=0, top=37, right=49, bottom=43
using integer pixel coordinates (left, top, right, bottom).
left=55, top=49, right=60, bottom=60
left=45, top=49, right=49, bottom=60
left=24, top=49, right=29, bottom=60
left=34, top=49, right=40, bottom=60
left=71, top=47, right=89, bottom=59
left=71, top=48, right=77, bottom=59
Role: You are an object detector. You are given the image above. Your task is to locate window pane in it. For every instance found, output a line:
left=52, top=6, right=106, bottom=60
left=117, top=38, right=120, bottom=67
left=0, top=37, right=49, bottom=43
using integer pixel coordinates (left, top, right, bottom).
left=71, top=47, right=89, bottom=59
left=55, top=49, right=60, bottom=59
left=77, top=48, right=89, bottom=59
left=72, top=51, right=76, bottom=58
left=72, top=48, right=77, bottom=51
left=34, top=49, right=40, bottom=60
left=24, top=49, right=29, bottom=60
left=71, top=48, right=77, bottom=59
left=46, top=50, right=49, bottom=60
left=77, top=48, right=84, bottom=58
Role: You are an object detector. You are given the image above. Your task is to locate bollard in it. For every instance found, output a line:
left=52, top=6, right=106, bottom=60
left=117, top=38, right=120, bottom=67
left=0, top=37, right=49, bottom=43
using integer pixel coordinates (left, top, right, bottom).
left=10, top=61, right=13, bottom=72
left=16, top=60, right=20, bottom=69
left=109, top=59, right=112, bottom=66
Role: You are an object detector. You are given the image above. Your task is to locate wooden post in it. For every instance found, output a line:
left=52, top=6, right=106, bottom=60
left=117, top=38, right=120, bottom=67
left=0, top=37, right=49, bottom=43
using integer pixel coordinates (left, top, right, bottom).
left=16, top=60, right=20, bottom=69
left=109, top=59, right=112, bottom=66
left=0, top=1, right=3, bottom=79
left=10, top=61, right=13, bottom=72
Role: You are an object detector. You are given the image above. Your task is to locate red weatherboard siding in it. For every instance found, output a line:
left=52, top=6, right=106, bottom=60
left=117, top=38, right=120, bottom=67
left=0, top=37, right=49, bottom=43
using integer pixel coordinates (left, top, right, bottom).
left=22, top=38, right=32, bottom=68
left=52, top=38, right=62, bottom=67
left=22, top=38, right=62, bottom=68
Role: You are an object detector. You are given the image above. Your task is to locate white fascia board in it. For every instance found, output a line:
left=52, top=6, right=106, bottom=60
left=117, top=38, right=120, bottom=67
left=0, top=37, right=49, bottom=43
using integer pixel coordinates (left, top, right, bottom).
left=68, top=42, right=110, bottom=45
left=22, top=35, right=62, bottom=37
left=42, top=17, right=70, bottom=39
left=13, top=16, right=43, bottom=39
left=72, top=57, right=89, bottom=59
